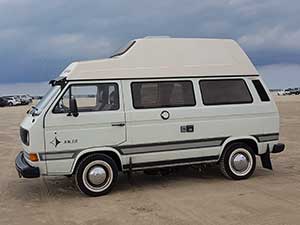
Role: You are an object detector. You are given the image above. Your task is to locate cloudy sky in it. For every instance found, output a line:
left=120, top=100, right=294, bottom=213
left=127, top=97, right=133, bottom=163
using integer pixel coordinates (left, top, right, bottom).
left=0, top=0, right=300, bottom=94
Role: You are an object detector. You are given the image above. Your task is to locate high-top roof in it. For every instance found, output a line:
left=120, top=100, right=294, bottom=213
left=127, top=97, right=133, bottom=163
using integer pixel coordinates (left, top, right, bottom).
left=59, top=37, right=258, bottom=80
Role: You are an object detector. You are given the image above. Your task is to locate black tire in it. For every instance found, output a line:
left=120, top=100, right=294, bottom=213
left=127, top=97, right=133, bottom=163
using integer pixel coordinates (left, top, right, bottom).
left=220, top=142, right=256, bottom=180
left=8, top=102, right=13, bottom=106
left=75, top=153, right=118, bottom=197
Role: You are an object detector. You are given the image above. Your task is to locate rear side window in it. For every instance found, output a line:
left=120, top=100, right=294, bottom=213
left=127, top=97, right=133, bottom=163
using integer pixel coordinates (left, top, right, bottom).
left=131, top=81, right=195, bottom=109
left=252, top=80, right=270, bottom=102
left=199, top=79, right=253, bottom=105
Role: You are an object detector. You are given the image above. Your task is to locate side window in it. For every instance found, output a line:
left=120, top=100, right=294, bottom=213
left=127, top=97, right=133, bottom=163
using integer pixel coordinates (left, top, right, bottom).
left=252, top=80, right=270, bottom=102
left=199, top=79, right=253, bottom=105
left=131, top=81, right=195, bottom=109
left=53, top=83, right=119, bottom=113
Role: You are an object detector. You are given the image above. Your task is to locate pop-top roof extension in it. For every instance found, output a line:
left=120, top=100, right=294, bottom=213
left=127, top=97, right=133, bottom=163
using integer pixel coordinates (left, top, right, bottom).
left=59, top=37, right=259, bottom=80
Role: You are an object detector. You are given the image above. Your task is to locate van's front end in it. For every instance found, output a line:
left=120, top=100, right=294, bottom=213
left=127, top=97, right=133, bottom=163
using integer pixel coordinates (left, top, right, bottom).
left=15, top=80, right=63, bottom=178
left=16, top=116, right=44, bottom=178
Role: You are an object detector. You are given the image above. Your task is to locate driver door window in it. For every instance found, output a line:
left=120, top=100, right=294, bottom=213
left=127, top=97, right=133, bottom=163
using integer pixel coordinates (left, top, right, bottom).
left=53, top=83, right=119, bottom=113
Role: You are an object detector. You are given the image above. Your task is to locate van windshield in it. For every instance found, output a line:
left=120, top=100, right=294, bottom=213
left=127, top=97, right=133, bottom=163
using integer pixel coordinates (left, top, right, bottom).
left=31, top=86, right=60, bottom=116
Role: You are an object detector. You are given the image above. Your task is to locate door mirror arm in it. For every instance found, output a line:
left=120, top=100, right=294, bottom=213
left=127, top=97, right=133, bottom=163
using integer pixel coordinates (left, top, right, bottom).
left=69, top=97, right=79, bottom=117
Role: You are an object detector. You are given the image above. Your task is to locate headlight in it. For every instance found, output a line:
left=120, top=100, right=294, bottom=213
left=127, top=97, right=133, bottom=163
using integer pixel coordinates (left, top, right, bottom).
left=20, top=127, right=29, bottom=146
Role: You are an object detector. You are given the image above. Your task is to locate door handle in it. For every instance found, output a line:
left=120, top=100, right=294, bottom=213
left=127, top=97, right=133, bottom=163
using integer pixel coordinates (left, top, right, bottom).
left=111, top=122, right=125, bottom=127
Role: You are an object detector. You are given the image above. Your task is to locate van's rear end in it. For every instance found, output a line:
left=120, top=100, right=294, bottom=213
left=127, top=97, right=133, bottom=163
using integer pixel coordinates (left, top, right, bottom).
left=250, top=77, right=285, bottom=169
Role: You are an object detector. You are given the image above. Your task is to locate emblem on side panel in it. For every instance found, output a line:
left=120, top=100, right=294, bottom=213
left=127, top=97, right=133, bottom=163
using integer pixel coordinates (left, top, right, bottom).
left=50, top=137, right=61, bottom=148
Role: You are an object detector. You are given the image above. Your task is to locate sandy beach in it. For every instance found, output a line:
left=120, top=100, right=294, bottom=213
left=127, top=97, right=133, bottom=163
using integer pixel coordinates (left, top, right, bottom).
left=0, top=96, right=299, bottom=225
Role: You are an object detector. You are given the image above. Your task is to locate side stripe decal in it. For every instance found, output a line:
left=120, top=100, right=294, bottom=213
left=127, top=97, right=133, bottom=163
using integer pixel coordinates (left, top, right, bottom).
left=117, top=137, right=228, bottom=155
left=39, top=151, right=78, bottom=161
left=39, top=133, right=279, bottom=161
left=39, top=137, right=227, bottom=161
left=253, top=133, right=279, bottom=142
left=123, top=155, right=219, bottom=170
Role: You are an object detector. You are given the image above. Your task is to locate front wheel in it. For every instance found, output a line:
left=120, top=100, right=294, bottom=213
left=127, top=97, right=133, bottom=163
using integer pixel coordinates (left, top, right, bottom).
left=75, top=154, right=118, bottom=197
left=220, top=142, right=256, bottom=180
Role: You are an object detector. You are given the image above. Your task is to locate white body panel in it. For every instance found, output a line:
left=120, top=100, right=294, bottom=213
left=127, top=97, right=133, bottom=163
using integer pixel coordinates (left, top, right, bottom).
left=43, top=80, right=126, bottom=174
left=60, top=38, right=258, bottom=81
left=18, top=37, right=280, bottom=176
left=119, top=77, right=278, bottom=168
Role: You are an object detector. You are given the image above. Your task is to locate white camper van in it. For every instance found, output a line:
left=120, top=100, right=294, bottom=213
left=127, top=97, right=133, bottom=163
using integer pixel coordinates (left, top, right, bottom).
left=16, top=37, right=285, bottom=196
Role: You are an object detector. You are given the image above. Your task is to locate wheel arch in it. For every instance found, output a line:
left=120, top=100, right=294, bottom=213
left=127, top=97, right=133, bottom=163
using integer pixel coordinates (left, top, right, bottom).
left=219, top=136, right=259, bottom=161
left=71, top=147, right=124, bottom=174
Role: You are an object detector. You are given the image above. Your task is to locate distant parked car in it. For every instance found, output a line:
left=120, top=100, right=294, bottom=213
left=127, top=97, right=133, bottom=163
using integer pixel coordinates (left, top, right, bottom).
left=277, top=89, right=290, bottom=96
left=18, top=95, right=32, bottom=105
left=24, top=94, right=33, bottom=102
left=0, top=97, right=9, bottom=107
left=2, top=97, right=19, bottom=106
left=14, top=96, right=23, bottom=105
left=11, top=96, right=22, bottom=105
left=290, top=88, right=300, bottom=95
left=286, top=88, right=293, bottom=95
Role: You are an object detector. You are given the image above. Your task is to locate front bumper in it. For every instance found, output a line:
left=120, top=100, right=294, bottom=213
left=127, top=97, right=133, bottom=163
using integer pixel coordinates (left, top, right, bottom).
left=15, top=151, right=40, bottom=178
left=272, top=143, right=285, bottom=153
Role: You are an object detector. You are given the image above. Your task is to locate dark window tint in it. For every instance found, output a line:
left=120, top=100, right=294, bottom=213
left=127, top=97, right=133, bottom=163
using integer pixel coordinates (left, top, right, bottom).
left=53, top=83, right=119, bottom=113
left=252, top=80, right=270, bottom=102
left=199, top=79, right=253, bottom=105
left=132, top=81, right=195, bottom=109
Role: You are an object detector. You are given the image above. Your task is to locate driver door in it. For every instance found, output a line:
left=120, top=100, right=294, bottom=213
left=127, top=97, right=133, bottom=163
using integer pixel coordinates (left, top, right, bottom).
left=44, top=81, right=126, bottom=173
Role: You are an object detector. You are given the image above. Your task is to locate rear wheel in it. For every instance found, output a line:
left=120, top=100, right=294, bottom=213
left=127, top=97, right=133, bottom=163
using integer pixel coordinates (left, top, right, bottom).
left=8, top=102, right=13, bottom=106
left=75, top=154, right=118, bottom=196
left=220, top=142, right=256, bottom=180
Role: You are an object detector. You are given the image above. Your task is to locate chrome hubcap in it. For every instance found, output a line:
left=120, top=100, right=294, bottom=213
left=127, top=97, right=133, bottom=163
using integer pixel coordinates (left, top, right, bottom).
left=82, top=160, right=113, bottom=192
left=88, top=166, right=107, bottom=186
left=232, top=153, right=249, bottom=172
left=229, top=148, right=253, bottom=176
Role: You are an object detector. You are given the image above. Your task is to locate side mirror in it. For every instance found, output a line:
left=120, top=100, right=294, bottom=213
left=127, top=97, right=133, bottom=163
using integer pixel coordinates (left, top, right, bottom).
left=69, top=96, right=79, bottom=117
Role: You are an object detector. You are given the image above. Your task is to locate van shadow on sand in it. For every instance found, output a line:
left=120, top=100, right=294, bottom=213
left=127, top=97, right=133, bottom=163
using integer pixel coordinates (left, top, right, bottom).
left=11, top=165, right=273, bottom=200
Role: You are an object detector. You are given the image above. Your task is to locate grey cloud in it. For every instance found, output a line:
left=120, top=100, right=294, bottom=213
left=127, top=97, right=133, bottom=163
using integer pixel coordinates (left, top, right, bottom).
left=0, top=82, right=49, bottom=96
left=0, top=0, right=299, bottom=85
left=258, top=64, right=300, bottom=89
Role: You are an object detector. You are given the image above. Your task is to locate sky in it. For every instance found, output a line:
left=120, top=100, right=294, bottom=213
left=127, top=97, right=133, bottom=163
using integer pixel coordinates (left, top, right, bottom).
left=0, top=0, right=300, bottom=95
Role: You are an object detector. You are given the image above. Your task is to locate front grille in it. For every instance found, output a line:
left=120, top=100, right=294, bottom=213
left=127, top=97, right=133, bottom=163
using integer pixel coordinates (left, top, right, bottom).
left=23, top=151, right=30, bottom=160
left=20, top=127, right=29, bottom=146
